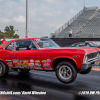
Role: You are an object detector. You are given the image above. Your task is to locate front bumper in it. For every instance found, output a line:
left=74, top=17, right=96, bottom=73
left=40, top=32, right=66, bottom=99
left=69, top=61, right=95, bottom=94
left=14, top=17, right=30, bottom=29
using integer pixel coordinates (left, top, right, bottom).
left=81, top=57, right=100, bottom=70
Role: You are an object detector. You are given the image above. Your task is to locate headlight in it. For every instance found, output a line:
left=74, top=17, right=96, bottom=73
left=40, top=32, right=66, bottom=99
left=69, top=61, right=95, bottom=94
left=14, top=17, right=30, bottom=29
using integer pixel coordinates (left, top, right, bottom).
left=83, top=55, right=88, bottom=63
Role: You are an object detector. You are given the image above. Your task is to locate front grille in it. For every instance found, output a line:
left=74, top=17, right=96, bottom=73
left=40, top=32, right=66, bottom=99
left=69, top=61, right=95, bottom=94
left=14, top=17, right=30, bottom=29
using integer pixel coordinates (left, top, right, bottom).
left=87, top=51, right=100, bottom=60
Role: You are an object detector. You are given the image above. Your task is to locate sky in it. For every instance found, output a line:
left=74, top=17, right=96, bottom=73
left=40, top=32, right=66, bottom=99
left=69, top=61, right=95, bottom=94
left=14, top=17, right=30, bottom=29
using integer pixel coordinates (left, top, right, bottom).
left=0, top=0, right=100, bottom=38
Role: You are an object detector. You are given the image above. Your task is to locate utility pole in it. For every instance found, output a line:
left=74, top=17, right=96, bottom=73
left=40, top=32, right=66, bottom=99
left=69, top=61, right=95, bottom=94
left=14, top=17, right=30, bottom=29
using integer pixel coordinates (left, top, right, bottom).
left=26, top=0, right=28, bottom=38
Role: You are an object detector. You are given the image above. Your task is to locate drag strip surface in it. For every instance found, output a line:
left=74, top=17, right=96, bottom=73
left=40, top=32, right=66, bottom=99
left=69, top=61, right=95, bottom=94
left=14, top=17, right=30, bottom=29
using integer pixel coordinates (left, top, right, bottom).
left=0, top=70, right=100, bottom=100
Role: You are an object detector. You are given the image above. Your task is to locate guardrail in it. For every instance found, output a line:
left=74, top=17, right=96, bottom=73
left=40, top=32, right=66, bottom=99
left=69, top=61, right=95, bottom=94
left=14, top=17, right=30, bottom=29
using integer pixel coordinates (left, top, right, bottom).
left=85, top=7, right=98, bottom=10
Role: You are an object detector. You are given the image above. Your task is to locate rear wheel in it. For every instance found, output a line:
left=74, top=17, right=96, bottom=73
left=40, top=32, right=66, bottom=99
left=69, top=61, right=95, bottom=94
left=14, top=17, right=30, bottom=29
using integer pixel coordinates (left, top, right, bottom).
left=19, top=69, right=30, bottom=73
left=0, top=61, right=9, bottom=78
left=56, top=61, right=77, bottom=84
left=79, top=67, right=92, bottom=74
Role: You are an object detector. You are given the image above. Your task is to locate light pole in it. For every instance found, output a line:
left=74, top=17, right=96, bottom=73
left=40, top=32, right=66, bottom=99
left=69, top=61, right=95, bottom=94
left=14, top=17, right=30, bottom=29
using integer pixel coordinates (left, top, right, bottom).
left=84, top=0, right=85, bottom=8
left=26, top=0, right=28, bottom=38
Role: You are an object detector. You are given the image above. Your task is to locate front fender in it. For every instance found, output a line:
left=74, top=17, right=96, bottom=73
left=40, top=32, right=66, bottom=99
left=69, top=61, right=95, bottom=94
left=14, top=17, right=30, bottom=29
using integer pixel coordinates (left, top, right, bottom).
left=52, top=56, right=78, bottom=67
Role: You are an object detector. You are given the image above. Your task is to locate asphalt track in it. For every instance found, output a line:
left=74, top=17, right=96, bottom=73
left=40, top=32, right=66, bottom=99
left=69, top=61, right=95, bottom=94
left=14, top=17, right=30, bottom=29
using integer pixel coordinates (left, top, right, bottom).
left=0, top=69, right=100, bottom=100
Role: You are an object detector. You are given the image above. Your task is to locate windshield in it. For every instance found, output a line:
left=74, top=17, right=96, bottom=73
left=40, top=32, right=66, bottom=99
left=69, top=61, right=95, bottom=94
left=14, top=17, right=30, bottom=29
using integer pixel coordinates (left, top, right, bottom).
left=89, top=42, right=97, bottom=47
left=35, top=39, right=60, bottom=48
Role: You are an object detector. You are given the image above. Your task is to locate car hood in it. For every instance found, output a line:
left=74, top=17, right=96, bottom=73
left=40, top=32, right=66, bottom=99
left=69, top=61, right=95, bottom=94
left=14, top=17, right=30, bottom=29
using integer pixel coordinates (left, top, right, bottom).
left=71, top=47, right=100, bottom=54
left=40, top=47, right=100, bottom=54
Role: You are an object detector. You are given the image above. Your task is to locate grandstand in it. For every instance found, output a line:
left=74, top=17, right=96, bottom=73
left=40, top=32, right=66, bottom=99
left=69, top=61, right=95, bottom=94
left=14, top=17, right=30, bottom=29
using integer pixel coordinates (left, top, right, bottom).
left=51, top=7, right=100, bottom=38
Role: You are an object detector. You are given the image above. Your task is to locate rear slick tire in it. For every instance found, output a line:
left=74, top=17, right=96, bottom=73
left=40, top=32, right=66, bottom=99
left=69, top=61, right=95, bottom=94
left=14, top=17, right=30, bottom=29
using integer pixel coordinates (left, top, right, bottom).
left=56, top=61, right=77, bottom=84
left=0, top=61, right=9, bottom=78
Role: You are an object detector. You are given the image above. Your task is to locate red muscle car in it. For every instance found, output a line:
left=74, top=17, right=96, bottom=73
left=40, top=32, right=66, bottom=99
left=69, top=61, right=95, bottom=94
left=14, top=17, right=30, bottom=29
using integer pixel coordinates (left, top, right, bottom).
left=0, top=38, right=100, bottom=84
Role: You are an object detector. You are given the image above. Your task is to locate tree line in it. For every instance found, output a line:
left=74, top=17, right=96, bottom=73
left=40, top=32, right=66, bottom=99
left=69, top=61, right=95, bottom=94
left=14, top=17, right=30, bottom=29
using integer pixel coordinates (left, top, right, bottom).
left=0, top=25, right=19, bottom=39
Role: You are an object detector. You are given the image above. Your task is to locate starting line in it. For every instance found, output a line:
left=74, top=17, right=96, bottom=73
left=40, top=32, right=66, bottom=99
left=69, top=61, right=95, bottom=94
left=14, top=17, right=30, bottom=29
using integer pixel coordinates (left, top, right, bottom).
left=92, top=67, right=100, bottom=71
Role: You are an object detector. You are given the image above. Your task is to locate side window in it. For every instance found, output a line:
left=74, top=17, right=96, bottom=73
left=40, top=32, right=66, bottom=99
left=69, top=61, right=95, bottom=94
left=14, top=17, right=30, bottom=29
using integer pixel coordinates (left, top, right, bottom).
left=5, top=42, right=15, bottom=51
left=76, top=44, right=79, bottom=47
left=16, top=40, right=37, bottom=51
left=70, top=44, right=76, bottom=47
left=85, top=43, right=90, bottom=47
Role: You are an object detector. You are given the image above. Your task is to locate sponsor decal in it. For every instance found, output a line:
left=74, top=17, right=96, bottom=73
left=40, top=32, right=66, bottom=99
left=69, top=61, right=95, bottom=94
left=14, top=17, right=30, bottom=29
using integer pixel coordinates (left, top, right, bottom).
left=29, top=63, right=34, bottom=67
left=5, top=60, right=11, bottom=61
left=43, top=42, right=50, bottom=47
left=7, top=62, right=12, bottom=65
left=30, top=59, right=34, bottom=63
left=47, top=59, right=51, bottom=62
left=18, top=63, right=23, bottom=65
left=13, top=60, right=18, bottom=63
left=22, top=65, right=27, bottom=67
left=43, top=63, right=50, bottom=67
left=44, top=66, right=52, bottom=70
left=35, top=63, right=41, bottom=66
left=8, top=64, right=13, bottom=66
left=73, top=55, right=80, bottom=58
left=22, top=60, right=29, bottom=63
left=18, top=59, right=21, bottom=63
left=42, top=60, right=47, bottom=63
left=35, top=60, right=40, bottom=63
left=14, top=63, right=18, bottom=66
left=8, top=66, right=13, bottom=68
left=18, top=63, right=29, bottom=66
left=8, top=64, right=13, bottom=68
left=23, top=63, right=29, bottom=66
left=35, top=39, right=41, bottom=43
left=15, top=65, right=21, bottom=68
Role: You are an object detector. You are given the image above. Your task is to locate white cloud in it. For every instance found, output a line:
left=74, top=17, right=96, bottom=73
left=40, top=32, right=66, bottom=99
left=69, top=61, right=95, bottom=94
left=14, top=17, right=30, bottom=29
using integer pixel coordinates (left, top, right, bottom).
left=42, top=12, right=53, bottom=16
left=13, top=16, right=25, bottom=23
left=37, top=18, right=43, bottom=22
left=0, top=18, right=11, bottom=23
left=43, top=0, right=54, bottom=3
left=0, top=0, right=81, bottom=38
left=70, top=9, right=77, bottom=14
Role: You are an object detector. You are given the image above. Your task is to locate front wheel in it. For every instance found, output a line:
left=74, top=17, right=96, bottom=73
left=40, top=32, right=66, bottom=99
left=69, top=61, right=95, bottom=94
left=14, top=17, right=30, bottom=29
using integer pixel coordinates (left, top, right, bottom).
left=56, top=61, right=77, bottom=84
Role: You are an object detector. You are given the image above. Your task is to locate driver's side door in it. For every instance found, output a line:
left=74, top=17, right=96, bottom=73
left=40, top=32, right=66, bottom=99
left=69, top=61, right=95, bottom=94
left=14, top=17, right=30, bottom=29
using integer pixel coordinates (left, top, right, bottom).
left=12, top=40, right=42, bottom=70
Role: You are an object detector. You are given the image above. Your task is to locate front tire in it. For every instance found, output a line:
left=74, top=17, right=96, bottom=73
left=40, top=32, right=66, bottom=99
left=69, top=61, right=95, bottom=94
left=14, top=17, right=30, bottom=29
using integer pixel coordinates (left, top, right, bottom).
left=56, top=61, right=77, bottom=84
left=0, top=61, right=9, bottom=78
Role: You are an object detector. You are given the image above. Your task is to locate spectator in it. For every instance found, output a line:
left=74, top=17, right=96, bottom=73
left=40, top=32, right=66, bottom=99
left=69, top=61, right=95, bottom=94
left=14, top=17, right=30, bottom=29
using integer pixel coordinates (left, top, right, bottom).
left=69, top=29, right=73, bottom=38
left=1, top=37, right=6, bottom=44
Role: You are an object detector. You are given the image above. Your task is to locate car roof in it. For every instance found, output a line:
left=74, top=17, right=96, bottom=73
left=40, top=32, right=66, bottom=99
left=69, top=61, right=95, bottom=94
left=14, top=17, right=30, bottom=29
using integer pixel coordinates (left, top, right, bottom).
left=0, top=38, right=49, bottom=48
left=8, top=38, right=48, bottom=42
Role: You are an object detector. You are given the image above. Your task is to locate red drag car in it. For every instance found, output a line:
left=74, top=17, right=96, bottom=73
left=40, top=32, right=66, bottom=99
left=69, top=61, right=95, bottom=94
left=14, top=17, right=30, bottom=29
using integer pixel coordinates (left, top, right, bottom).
left=0, top=38, right=100, bottom=84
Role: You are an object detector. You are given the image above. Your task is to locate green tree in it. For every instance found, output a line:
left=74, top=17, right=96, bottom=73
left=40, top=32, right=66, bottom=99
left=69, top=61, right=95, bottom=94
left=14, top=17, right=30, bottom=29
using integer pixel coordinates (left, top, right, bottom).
left=42, top=36, right=48, bottom=38
left=4, top=31, right=14, bottom=38
left=0, top=30, right=2, bottom=34
left=0, top=25, right=19, bottom=39
left=13, top=34, right=19, bottom=38
left=52, top=35, right=55, bottom=38
left=4, top=25, right=15, bottom=33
